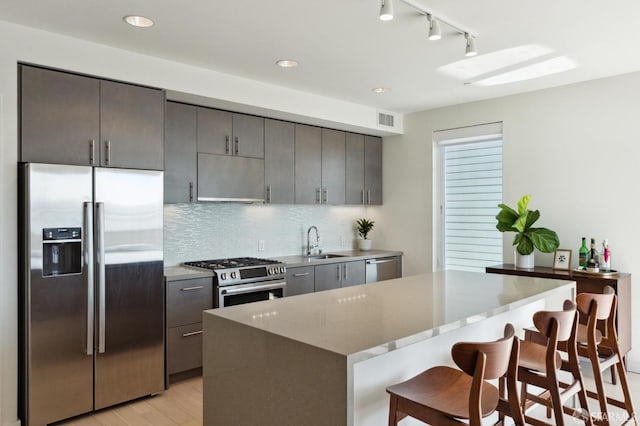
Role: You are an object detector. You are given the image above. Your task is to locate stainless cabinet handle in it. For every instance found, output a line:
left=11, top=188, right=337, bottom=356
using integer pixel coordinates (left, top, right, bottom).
left=337, top=264, right=341, bottom=280
left=361, top=189, right=365, bottom=205
left=344, top=263, right=348, bottom=281
left=367, top=189, right=371, bottom=205
left=89, top=140, right=95, bottom=165
left=322, top=188, right=328, bottom=204
left=189, top=182, right=194, bottom=202
left=180, top=286, right=204, bottom=291
left=293, top=272, right=310, bottom=277
left=104, top=140, right=111, bottom=166
left=96, top=202, right=106, bottom=353
left=315, top=188, right=321, bottom=204
left=222, top=281, right=286, bottom=295
left=234, top=136, right=239, bottom=155
left=225, top=136, right=230, bottom=154
left=366, top=258, right=398, bottom=265
left=182, top=330, right=203, bottom=338
left=84, top=202, right=94, bottom=355
left=266, top=185, right=271, bottom=204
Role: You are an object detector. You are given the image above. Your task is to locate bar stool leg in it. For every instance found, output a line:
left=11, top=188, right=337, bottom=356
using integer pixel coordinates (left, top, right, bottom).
left=614, top=354, right=636, bottom=422
left=551, top=391, right=566, bottom=424
left=388, top=395, right=398, bottom=426
left=588, top=349, right=612, bottom=425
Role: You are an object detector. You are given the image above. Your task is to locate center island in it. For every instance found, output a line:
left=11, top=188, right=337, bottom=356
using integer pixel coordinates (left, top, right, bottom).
left=202, top=270, right=575, bottom=426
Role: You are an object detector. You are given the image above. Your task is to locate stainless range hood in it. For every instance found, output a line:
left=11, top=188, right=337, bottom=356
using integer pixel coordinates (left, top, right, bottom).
left=197, top=153, right=265, bottom=202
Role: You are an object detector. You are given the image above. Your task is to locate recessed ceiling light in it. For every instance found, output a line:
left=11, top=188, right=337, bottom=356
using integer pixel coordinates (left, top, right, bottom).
left=276, top=59, right=299, bottom=68
left=372, top=87, right=390, bottom=94
left=123, top=15, right=154, bottom=28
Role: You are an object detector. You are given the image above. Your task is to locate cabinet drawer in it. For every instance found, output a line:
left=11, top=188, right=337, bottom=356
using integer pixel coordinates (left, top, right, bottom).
left=286, top=266, right=314, bottom=296
left=167, top=277, right=213, bottom=327
left=167, top=323, right=203, bottom=375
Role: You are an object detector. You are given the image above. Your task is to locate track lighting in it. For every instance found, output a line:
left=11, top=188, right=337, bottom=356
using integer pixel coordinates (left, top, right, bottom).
left=381, top=0, right=478, bottom=57
left=465, top=33, right=477, bottom=57
left=379, top=0, right=394, bottom=21
left=427, top=14, right=441, bottom=41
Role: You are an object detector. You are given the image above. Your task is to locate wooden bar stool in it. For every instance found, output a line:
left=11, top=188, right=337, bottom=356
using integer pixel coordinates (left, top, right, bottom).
left=575, top=286, right=636, bottom=425
left=385, top=324, right=524, bottom=426
left=518, top=300, right=592, bottom=426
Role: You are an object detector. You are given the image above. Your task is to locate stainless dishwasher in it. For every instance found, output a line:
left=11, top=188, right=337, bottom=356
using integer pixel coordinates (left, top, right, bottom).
left=365, top=256, right=402, bottom=283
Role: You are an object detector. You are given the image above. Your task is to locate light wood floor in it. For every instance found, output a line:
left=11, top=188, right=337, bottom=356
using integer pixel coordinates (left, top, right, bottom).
left=61, top=378, right=202, bottom=426
left=61, top=370, right=640, bottom=425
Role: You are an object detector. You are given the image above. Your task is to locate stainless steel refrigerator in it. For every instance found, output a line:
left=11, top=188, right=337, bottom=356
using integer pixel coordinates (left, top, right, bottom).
left=19, top=163, right=164, bottom=426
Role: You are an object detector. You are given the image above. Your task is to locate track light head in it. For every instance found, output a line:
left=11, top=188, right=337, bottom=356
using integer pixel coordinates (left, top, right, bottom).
left=379, top=0, right=394, bottom=21
left=465, top=33, right=477, bottom=57
left=427, top=14, right=441, bottom=41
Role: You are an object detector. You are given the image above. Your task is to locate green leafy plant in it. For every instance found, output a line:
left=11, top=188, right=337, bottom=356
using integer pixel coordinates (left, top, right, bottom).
left=356, top=218, right=375, bottom=240
left=495, top=195, right=559, bottom=255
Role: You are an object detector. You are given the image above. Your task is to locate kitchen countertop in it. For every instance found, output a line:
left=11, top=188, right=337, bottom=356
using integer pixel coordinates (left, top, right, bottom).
left=272, top=249, right=402, bottom=268
left=164, top=249, right=402, bottom=280
left=164, top=265, right=213, bottom=281
left=205, top=270, right=572, bottom=358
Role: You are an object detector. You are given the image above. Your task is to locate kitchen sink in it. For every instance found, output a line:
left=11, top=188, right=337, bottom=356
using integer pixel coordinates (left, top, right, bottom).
left=306, top=254, right=345, bottom=260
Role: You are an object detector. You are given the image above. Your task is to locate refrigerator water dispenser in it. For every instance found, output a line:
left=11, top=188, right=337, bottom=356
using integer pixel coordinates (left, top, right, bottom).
left=42, top=227, right=82, bottom=276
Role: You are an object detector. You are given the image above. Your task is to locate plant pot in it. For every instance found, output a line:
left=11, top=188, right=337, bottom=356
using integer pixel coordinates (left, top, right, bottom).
left=515, top=251, right=535, bottom=269
left=358, top=239, right=372, bottom=251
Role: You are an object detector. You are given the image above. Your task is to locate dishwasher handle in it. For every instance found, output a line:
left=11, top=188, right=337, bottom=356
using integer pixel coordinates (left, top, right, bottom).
left=366, top=258, right=398, bottom=265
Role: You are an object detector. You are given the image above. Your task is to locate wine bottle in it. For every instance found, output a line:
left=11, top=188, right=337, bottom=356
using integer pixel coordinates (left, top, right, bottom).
left=586, top=238, right=600, bottom=272
left=578, top=237, right=588, bottom=268
left=601, top=239, right=611, bottom=272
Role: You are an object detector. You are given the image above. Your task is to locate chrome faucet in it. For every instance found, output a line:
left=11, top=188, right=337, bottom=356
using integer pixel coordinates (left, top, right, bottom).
left=306, top=226, right=321, bottom=256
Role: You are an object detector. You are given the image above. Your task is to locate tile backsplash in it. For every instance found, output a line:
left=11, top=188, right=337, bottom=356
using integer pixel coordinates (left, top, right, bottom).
left=164, top=203, right=368, bottom=266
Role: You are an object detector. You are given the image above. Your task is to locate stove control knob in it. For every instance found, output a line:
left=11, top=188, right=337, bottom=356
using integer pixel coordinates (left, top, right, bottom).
left=231, top=272, right=237, bottom=279
left=280, top=267, right=285, bottom=273
left=220, top=273, right=227, bottom=280
left=269, top=267, right=275, bottom=275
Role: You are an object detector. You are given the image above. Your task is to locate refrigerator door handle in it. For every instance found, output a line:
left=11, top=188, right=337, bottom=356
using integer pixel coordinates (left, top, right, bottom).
left=84, top=202, right=94, bottom=355
left=96, top=202, right=106, bottom=354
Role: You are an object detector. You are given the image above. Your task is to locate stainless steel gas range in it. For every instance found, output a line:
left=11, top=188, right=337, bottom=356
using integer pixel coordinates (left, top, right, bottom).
left=184, top=257, right=286, bottom=308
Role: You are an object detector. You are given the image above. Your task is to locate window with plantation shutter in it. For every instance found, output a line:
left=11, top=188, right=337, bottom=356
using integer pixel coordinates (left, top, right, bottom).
left=435, top=123, right=503, bottom=272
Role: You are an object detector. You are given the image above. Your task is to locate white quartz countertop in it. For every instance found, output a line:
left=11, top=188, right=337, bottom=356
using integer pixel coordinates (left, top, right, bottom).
left=273, top=249, right=403, bottom=267
left=164, top=249, right=402, bottom=280
left=164, top=265, right=213, bottom=281
left=204, top=271, right=574, bottom=359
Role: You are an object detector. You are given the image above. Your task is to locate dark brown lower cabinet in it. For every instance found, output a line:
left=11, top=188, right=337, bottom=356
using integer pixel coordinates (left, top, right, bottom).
left=286, top=266, right=315, bottom=296
left=165, top=276, right=214, bottom=384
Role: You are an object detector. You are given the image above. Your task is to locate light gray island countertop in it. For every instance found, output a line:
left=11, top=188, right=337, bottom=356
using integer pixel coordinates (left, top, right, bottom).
left=203, top=271, right=574, bottom=426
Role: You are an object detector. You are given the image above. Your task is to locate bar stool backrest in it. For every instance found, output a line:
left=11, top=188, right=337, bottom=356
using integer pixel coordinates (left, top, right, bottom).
left=452, top=324, right=515, bottom=380
left=532, top=301, right=577, bottom=343
left=576, top=286, right=615, bottom=321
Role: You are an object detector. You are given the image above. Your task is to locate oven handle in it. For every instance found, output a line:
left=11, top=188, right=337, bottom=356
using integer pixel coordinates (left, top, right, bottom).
left=220, top=281, right=286, bottom=296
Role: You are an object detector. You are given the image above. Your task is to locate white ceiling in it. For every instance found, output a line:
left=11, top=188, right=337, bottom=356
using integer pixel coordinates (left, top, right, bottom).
left=2, top=0, right=640, bottom=113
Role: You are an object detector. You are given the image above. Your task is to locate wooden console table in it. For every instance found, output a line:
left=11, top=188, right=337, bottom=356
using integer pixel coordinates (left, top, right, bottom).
left=486, top=264, right=631, bottom=358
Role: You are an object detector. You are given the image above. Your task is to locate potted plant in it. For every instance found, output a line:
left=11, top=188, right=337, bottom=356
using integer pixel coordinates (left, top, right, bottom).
left=495, top=195, right=559, bottom=268
left=356, top=218, right=374, bottom=251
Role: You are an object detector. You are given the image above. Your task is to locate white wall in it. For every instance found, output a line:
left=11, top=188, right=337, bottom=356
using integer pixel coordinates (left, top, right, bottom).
left=379, top=70, right=640, bottom=370
left=0, top=19, right=395, bottom=426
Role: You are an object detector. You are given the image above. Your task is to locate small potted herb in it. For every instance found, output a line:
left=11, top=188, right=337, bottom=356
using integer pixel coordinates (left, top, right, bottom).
left=356, top=218, right=375, bottom=251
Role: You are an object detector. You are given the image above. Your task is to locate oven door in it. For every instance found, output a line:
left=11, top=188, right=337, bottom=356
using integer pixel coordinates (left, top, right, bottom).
left=218, top=280, right=286, bottom=308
